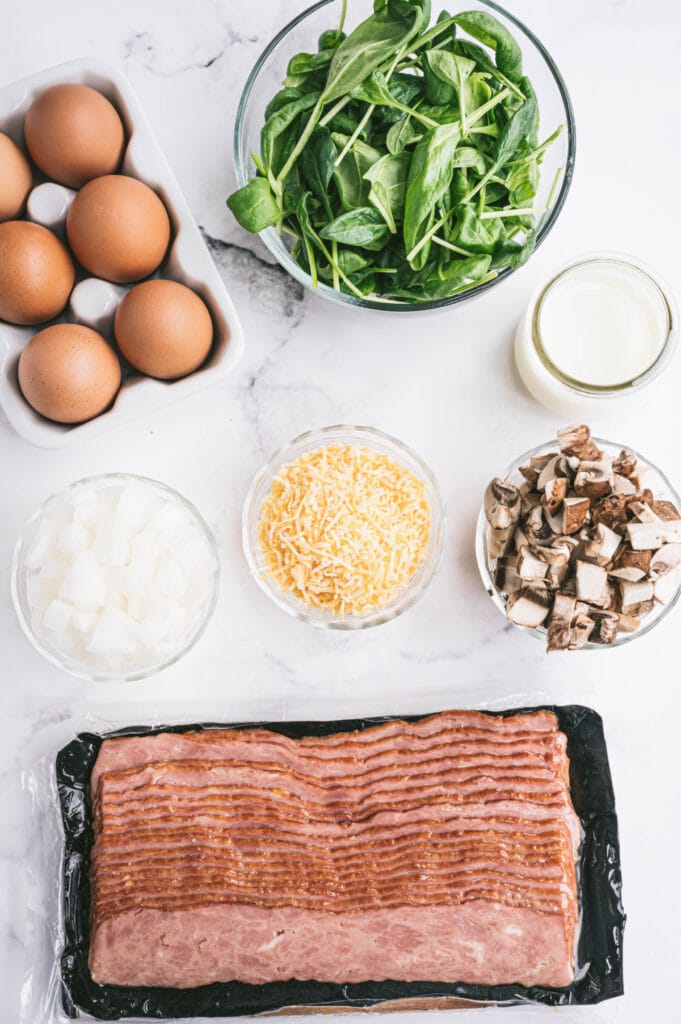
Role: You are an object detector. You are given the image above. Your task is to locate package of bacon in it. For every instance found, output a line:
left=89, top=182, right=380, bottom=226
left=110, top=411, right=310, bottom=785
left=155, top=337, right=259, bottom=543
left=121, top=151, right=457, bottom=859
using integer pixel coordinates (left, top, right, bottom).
left=55, top=706, right=624, bottom=1018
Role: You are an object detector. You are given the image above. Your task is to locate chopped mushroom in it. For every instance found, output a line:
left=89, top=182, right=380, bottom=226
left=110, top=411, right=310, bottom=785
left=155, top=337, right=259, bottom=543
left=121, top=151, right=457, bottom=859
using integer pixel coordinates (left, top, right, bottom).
left=608, top=545, right=651, bottom=582
left=652, top=500, right=681, bottom=542
left=484, top=423, right=680, bottom=651
left=546, top=593, right=577, bottom=652
left=650, top=543, right=681, bottom=577
left=573, top=460, right=613, bottom=500
left=562, top=497, right=590, bottom=535
left=618, top=579, right=654, bottom=614
left=517, top=546, right=549, bottom=581
left=654, top=567, right=681, bottom=606
left=626, top=521, right=664, bottom=550
left=613, top=474, right=637, bottom=496
left=617, top=612, right=642, bottom=633
left=569, top=613, right=596, bottom=649
left=575, top=560, right=609, bottom=606
left=543, top=477, right=568, bottom=515
left=590, top=493, right=631, bottom=533
left=613, top=449, right=637, bottom=478
left=519, top=465, right=540, bottom=488
left=588, top=609, right=620, bottom=645
left=495, top=557, right=523, bottom=595
left=582, top=523, right=621, bottom=566
left=484, top=479, right=521, bottom=530
left=506, top=586, right=552, bottom=628
left=557, top=424, right=600, bottom=461
left=484, top=478, right=522, bottom=558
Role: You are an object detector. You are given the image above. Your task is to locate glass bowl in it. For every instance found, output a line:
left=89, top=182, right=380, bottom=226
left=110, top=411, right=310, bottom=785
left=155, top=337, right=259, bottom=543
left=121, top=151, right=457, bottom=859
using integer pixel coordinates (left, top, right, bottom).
left=475, top=438, right=681, bottom=649
left=234, top=0, right=576, bottom=312
left=11, top=474, right=220, bottom=682
left=243, top=425, right=446, bottom=628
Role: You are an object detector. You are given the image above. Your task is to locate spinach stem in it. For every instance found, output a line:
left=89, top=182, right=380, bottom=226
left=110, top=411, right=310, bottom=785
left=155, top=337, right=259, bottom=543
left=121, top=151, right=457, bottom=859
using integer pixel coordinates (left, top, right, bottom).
left=331, top=239, right=340, bottom=291
left=319, top=95, right=349, bottom=127
left=466, top=87, right=511, bottom=127
left=402, top=105, right=438, bottom=129
left=544, top=165, right=563, bottom=211
left=320, top=33, right=412, bottom=129
left=337, top=0, right=348, bottom=36
left=304, top=224, right=365, bottom=298
left=334, top=104, right=375, bottom=167
left=408, top=16, right=458, bottom=54
left=276, top=95, right=325, bottom=184
left=479, top=167, right=561, bottom=219
left=506, top=125, right=564, bottom=167
left=432, top=236, right=475, bottom=256
left=479, top=206, right=543, bottom=219
left=406, top=206, right=453, bottom=263
left=448, top=270, right=498, bottom=295
left=302, top=231, right=318, bottom=287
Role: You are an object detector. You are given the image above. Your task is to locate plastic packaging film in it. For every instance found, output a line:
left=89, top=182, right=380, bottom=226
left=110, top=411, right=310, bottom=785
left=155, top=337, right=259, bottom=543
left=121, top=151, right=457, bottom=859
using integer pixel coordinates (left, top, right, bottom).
left=18, top=696, right=625, bottom=1023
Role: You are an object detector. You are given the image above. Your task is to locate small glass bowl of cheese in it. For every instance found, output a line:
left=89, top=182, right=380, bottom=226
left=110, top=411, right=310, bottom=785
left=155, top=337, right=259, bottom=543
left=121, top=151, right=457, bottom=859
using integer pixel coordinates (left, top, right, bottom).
left=243, top=425, right=446, bottom=628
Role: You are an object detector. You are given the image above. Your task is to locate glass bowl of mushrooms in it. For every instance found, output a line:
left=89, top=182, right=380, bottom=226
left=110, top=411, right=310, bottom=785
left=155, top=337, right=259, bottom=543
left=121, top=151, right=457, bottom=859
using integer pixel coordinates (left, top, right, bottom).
left=475, top=424, right=681, bottom=651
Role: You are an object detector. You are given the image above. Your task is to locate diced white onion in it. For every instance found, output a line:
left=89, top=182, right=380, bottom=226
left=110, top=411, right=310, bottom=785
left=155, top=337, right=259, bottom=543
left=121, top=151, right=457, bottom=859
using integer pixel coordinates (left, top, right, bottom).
left=23, top=479, right=216, bottom=676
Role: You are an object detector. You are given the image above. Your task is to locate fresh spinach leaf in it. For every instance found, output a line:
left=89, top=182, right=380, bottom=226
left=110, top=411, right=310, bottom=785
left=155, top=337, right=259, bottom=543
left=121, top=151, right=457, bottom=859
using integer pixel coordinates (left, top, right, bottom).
left=494, top=96, right=538, bottom=166
left=321, top=4, right=420, bottom=104
left=450, top=146, right=487, bottom=174
left=332, top=134, right=382, bottom=208
left=422, top=253, right=492, bottom=298
left=423, top=51, right=456, bottom=105
left=320, top=206, right=392, bottom=249
left=265, top=87, right=304, bottom=120
left=261, top=93, right=319, bottom=176
left=403, top=121, right=461, bottom=267
left=318, top=28, right=347, bottom=51
left=300, top=127, right=338, bottom=207
left=365, top=150, right=411, bottom=227
left=227, top=178, right=280, bottom=232
left=456, top=205, right=502, bottom=252
left=386, top=115, right=420, bottom=154
left=453, top=10, right=523, bottom=79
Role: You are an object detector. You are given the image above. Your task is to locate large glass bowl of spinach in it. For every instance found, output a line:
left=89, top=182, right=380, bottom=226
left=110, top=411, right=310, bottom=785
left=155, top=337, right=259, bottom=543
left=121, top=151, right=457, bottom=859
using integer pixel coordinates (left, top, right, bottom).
left=231, top=0, right=575, bottom=310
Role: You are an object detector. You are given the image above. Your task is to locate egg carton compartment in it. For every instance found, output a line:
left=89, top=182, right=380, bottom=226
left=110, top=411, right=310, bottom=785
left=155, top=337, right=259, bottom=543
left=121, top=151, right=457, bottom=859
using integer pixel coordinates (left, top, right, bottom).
left=0, top=58, right=244, bottom=448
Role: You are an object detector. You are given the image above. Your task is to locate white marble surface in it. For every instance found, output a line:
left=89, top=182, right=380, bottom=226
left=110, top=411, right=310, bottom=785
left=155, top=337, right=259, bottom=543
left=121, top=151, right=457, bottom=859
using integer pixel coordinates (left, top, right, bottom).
left=1, top=0, right=681, bottom=1021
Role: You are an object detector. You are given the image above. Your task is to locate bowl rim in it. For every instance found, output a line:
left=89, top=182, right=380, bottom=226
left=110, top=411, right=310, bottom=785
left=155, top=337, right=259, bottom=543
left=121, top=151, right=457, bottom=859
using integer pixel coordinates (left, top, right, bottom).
left=10, top=472, right=220, bottom=682
left=242, top=424, right=447, bottom=628
left=475, top=436, right=681, bottom=650
left=233, top=0, right=577, bottom=312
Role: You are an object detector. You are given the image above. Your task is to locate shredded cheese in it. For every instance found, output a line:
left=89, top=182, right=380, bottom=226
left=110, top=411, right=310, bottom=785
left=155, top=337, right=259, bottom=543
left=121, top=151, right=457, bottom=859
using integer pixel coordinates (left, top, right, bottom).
left=257, top=444, right=432, bottom=617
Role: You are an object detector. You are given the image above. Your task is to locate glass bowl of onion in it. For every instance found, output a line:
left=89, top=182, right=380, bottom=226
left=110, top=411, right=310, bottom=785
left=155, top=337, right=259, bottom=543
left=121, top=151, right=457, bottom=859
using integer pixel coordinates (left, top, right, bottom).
left=11, top=473, right=219, bottom=681
left=242, top=425, right=446, bottom=628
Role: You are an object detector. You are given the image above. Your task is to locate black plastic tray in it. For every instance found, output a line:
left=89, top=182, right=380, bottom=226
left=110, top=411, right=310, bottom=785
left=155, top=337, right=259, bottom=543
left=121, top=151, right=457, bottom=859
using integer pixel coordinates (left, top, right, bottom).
left=56, top=705, right=625, bottom=1018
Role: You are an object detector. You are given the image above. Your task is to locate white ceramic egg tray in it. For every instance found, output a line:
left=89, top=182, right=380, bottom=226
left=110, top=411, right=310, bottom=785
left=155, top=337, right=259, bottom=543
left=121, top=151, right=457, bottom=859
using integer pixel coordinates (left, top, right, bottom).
left=0, top=58, right=244, bottom=448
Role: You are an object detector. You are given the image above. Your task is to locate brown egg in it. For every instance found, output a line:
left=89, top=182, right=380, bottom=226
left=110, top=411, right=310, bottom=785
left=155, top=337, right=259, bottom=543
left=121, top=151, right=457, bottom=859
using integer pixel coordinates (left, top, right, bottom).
left=0, top=132, right=33, bottom=221
left=66, top=175, right=171, bottom=284
left=0, top=221, right=75, bottom=325
left=19, top=323, right=121, bottom=423
left=24, top=84, right=125, bottom=189
left=114, top=279, right=213, bottom=380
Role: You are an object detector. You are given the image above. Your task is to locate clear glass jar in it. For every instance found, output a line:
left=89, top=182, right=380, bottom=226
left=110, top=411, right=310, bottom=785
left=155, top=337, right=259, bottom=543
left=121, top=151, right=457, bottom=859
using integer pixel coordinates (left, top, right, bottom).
left=514, top=253, right=677, bottom=417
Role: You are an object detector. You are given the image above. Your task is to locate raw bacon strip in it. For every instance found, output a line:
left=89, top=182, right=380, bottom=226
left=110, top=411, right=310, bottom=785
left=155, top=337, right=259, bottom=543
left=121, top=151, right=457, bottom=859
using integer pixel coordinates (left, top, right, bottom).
left=90, top=711, right=565, bottom=793
left=88, top=711, right=580, bottom=989
left=90, top=902, right=575, bottom=989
